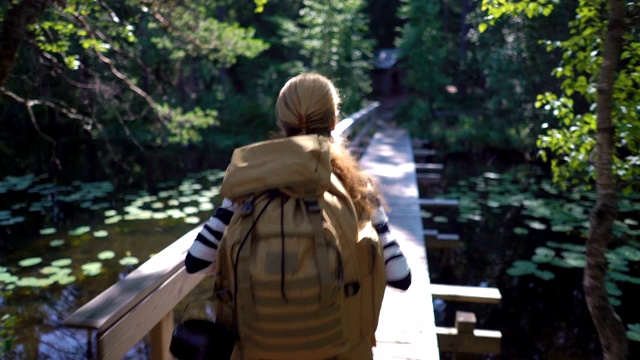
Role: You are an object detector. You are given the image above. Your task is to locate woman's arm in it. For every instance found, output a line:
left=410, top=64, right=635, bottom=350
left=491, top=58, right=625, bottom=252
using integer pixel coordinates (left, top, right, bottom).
left=371, top=205, right=412, bottom=290
left=185, top=198, right=237, bottom=274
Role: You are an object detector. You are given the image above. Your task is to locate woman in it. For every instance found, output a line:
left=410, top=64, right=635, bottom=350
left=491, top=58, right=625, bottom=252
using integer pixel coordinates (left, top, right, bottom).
left=184, top=73, right=412, bottom=360
left=185, top=72, right=411, bottom=290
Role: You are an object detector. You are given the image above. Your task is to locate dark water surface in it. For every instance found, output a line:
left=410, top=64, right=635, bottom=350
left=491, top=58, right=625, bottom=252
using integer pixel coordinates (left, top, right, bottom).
left=1, top=159, right=639, bottom=359
left=0, top=170, right=226, bottom=359
left=422, top=158, right=640, bottom=360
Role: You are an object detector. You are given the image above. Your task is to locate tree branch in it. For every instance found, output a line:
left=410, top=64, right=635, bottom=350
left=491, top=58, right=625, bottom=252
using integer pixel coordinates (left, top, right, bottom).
left=0, top=0, right=55, bottom=86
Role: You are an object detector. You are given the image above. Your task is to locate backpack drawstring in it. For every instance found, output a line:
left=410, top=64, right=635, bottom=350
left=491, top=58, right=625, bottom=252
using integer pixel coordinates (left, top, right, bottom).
left=280, top=192, right=287, bottom=301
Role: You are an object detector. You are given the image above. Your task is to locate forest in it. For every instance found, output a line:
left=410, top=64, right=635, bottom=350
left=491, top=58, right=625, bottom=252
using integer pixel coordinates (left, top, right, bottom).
left=1, top=0, right=639, bottom=359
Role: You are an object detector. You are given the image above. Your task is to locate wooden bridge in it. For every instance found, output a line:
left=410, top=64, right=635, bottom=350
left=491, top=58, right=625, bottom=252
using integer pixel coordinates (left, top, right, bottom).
left=63, top=102, right=502, bottom=359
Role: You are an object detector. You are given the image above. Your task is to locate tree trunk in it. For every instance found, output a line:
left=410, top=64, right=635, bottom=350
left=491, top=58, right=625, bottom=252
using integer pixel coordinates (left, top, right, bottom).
left=584, top=0, right=628, bottom=359
left=0, top=0, right=52, bottom=87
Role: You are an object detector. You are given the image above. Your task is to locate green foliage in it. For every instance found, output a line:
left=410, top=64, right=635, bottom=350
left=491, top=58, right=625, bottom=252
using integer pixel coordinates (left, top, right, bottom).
left=395, top=0, right=567, bottom=153
left=156, top=105, right=218, bottom=145
left=482, top=0, right=640, bottom=191
left=280, top=0, right=373, bottom=113
left=397, top=0, right=451, bottom=104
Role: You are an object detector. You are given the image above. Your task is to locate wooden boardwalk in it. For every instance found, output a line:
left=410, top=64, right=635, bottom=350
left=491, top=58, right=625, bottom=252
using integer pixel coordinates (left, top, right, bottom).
left=359, top=126, right=440, bottom=360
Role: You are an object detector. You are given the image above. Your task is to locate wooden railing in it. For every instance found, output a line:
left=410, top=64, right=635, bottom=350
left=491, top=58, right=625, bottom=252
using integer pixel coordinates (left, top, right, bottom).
left=62, top=102, right=380, bottom=360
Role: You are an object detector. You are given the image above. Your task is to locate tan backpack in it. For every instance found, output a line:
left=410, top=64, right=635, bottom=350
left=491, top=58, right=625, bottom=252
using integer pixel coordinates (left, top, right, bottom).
left=213, top=135, right=386, bottom=360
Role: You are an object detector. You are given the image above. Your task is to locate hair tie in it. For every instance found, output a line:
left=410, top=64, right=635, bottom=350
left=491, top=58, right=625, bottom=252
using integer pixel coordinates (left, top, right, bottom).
left=299, top=114, right=308, bottom=132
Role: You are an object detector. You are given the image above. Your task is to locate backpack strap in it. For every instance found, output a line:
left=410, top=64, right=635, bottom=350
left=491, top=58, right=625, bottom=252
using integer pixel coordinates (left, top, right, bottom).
left=303, top=193, right=334, bottom=308
left=235, top=192, right=276, bottom=322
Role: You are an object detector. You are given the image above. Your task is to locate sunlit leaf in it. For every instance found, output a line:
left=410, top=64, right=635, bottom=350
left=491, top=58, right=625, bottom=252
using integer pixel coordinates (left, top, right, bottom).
left=93, top=230, right=109, bottom=238
left=18, top=257, right=43, bottom=267
left=40, top=227, right=57, bottom=235
left=513, top=227, right=529, bottom=235
left=184, top=216, right=201, bottom=224
left=81, top=262, right=103, bottom=276
left=51, top=258, right=72, bottom=267
left=69, top=226, right=91, bottom=236
left=119, top=256, right=140, bottom=266
left=534, top=269, right=555, bottom=281
left=49, top=239, right=65, bottom=247
left=97, top=250, right=116, bottom=260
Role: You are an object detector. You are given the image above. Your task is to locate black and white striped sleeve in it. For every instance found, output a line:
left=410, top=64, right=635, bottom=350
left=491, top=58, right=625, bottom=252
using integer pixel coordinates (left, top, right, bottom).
left=371, top=205, right=412, bottom=290
left=185, top=198, right=237, bottom=274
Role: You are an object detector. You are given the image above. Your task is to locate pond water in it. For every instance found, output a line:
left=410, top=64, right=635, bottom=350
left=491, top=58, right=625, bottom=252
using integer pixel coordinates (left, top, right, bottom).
left=422, top=159, right=640, bottom=359
left=1, top=158, right=639, bottom=359
left=0, top=169, right=227, bottom=359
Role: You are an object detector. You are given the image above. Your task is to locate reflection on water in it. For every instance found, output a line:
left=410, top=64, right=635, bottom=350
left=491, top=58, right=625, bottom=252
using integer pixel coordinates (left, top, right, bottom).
left=0, top=169, right=225, bottom=359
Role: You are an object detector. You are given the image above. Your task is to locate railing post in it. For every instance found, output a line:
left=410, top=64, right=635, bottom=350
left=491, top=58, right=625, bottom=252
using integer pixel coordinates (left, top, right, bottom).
left=150, top=311, right=174, bottom=360
left=452, top=311, right=475, bottom=360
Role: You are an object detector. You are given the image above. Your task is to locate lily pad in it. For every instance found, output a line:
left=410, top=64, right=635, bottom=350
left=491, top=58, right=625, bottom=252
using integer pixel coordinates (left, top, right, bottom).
left=104, top=210, right=118, bottom=217
left=119, top=256, right=140, bottom=266
left=507, top=260, right=537, bottom=276
left=609, top=297, right=621, bottom=307
left=49, top=239, right=65, bottom=247
left=93, top=230, right=109, bottom=238
left=549, top=257, right=573, bottom=268
left=81, top=262, right=103, bottom=276
left=421, top=211, right=433, bottom=218
left=98, top=250, right=116, bottom=260
left=433, top=216, right=448, bottom=223
left=16, top=277, right=53, bottom=287
left=104, top=215, right=122, bottom=224
left=39, top=227, right=57, bottom=235
left=605, top=281, right=622, bottom=297
left=69, top=226, right=91, bottom=236
left=0, top=273, right=18, bottom=283
left=526, top=220, right=547, bottom=230
left=53, top=274, right=77, bottom=285
left=627, top=324, right=640, bottom=342
left=18, top=257, right=43, bottom=267
left=551, top=224, right=573, bottom=232
left=614, top=245, right=640, bottom=261
left=534, top=269, right=555, bottom=281
left=184, top=216, right=201, bottom=224
left=535, top=247, right=555, bottom=257
left=51, top=258, right=72, bottom=267
left=183, top=206, right=199, bottom=215
left=198, top=203, right=214, bottom=211
left=513, top=227, right=529, bottom=235
left=39, top=266, right=61, bottom=275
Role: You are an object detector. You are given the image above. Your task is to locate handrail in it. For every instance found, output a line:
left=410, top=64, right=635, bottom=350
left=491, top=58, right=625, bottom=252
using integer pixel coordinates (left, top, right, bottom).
left=331, top=101, right=379, bottom=138
left=62, top=102, right=381, bottom=360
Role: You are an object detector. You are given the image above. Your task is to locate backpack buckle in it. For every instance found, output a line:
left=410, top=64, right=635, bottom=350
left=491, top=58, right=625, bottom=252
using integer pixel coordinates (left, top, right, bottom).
left=344, top=282, right=360, bottom=297
left=304, top=199, right=321, bottom=213
left=215, top=288, right=233, bottom=302
left=241, top=196, right=254, bottom=217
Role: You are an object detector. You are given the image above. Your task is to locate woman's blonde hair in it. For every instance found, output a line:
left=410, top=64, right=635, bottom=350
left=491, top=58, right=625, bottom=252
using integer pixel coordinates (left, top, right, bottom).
left=276, top=73, right=381, bottom=218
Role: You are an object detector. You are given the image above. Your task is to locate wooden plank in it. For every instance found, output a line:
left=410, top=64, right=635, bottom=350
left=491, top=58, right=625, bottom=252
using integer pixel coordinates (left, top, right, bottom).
left=416, top=173, right=442, bottom=185
left=63, top=226, right=202, bottom=331
left=414, top=163, right=444, bottom=171
left=435, top=327, right=502, bottom=354
left=430, top=284, right=502, bottom=304
left=411, top=138, right=430, bottom=148
left=425, top=231, right=460, bottom=249
left=97, top=267, right=207, bottom=360
left=360, top=128, right=439, bottom=360
left=418, top=198, right=460, bottom=208
left=413, top=149, right=437, bottom=157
